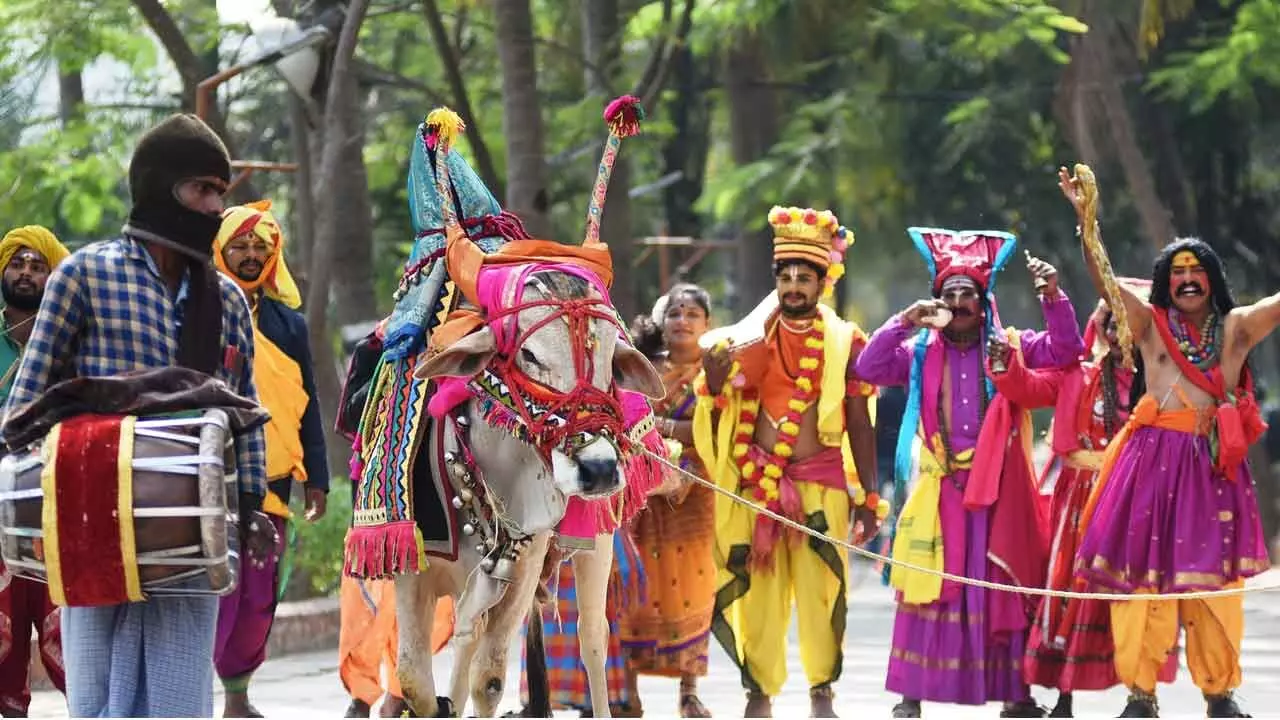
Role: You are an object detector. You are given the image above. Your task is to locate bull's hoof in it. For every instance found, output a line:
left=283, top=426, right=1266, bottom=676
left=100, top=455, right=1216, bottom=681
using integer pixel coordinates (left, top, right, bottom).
left=433, top=696, right=456, bottom=717
left=345, top=699, right=373, bottom=718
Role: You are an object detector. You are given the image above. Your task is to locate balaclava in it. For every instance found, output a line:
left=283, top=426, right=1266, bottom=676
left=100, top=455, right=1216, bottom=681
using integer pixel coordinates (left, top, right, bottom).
left=123, top=113, right=232, bottom=376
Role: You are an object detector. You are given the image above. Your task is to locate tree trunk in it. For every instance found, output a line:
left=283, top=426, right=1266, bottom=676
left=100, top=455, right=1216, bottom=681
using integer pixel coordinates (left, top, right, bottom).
left=492, top=0, right=552, bottom=238
left=422, top=0, right=504, bottom=199
left=724, top=35, right=782, bottom=316
left=661, top=43, right=711, bottom=239
left=57, top=66, right=84, bottom=127
left=306, top=0, right=373, bottom=478
left=581, top=0, right=637, bottom=321
left=129, top=0, right=260, bottom=203
left=288, top=94, right=317, bottom=274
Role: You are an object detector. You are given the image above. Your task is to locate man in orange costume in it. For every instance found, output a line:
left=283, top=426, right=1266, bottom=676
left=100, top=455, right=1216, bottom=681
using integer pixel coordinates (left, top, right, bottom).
left=694, top=206, right=881, bottom=718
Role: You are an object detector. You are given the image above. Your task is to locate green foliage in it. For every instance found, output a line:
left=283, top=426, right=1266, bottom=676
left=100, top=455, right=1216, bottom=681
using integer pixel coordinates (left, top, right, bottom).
left=1147, top=0, right=1280, bottom=113
left=287, top=477, right=353, bottom=598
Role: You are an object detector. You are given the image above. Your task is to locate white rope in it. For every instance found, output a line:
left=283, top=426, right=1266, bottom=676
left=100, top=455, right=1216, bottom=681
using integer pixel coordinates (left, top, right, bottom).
left=640, top=449, right=1280, bottom=602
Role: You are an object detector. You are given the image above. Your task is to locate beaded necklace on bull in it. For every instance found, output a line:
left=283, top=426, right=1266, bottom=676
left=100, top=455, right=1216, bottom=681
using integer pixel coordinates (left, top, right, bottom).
left=425, top=100, right=647, bottom=579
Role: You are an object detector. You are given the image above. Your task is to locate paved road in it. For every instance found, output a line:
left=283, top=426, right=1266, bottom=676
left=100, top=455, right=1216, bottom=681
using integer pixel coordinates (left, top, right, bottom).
left=28, top=562, right=1280, bottom=718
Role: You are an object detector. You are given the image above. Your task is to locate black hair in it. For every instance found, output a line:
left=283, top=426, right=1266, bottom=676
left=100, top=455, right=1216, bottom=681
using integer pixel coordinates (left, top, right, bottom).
left=1131, top=237, right=1249, bottom=404
left=629, top=283, right=713, bottom=360
left=773, top=258, right=827, bottom=279
left=1149, top=237, right=1236, bottom=316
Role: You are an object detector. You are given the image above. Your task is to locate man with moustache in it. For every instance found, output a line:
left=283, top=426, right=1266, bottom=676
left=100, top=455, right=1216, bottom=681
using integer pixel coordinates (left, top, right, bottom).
left=0, top=225, right=69, bottom=718
left=211, top=200, right=329, bottom=718
left=693, top=206, right=880, bottom=718
left=1061, top=167, right=1280, bottom=718
left=855, top=229, right=1085, bottom=718
left=0, top=113, right=278, bottom=718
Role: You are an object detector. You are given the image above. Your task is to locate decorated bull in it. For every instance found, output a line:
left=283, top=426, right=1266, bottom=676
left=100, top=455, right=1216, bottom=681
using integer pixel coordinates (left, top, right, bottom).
left=343, top=100, right=669, bottom=717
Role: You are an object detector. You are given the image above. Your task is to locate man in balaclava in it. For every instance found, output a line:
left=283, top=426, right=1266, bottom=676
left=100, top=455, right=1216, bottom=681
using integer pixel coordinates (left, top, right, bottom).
left=0, top=113, right=278, bottom=718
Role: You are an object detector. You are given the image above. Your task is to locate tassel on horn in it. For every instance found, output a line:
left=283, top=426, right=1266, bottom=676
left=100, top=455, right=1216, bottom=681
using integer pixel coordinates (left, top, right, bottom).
left=425, top=107, right=467, bottom=230
left=584, top=95, right=646, bottom=247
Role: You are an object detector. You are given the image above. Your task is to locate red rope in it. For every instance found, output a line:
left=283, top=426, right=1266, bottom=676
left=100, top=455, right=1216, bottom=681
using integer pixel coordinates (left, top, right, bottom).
left=483, top=296, right=629, bottom=463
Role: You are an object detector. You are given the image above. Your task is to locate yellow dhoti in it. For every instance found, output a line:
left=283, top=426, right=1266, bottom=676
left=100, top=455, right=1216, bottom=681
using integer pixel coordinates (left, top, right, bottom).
left=711, top=447, right=850, bottom=697
left=1110, top=583, right=1243, bottom=696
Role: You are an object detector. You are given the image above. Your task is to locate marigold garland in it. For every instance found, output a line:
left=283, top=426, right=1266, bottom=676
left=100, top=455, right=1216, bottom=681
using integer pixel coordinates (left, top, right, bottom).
left=722, top=318, right=828, bottom=502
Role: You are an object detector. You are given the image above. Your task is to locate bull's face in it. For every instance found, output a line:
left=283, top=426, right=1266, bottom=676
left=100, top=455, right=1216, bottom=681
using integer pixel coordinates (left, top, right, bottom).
left=415, top=270, right=663, bottom=500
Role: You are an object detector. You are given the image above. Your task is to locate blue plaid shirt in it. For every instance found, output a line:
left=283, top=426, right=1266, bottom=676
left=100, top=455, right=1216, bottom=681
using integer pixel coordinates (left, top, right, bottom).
left=1, top=236, right=267, bottom=499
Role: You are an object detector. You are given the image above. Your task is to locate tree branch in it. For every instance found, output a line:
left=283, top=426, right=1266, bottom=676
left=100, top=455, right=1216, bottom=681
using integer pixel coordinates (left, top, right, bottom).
left=421, top=0, right=505, bottom=198
left=630, top=0, right=673, bottom=101
left=635, top=0, right=695, bottom=110
left=351, top=58, right=450, bottom=105
left=129, top=0, right=260, bottom=202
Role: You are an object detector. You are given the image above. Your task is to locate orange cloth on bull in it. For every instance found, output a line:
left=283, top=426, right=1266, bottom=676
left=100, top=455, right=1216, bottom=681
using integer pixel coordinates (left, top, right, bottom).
left=430, top=227, right=615, bottom=353
left=213, top=199, right=302, bottom=309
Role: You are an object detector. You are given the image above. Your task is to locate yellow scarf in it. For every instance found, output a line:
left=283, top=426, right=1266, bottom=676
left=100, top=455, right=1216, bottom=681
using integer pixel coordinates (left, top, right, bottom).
left=253, top=323, right=310, bottom=518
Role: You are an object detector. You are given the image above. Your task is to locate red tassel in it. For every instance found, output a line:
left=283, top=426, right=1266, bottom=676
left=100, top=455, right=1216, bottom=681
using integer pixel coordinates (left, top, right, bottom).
left=603, top=95, right=645, bottom=138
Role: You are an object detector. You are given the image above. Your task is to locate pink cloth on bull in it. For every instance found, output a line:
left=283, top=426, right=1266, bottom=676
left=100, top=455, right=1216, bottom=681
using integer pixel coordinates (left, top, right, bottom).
left=423, top=261, right=666, bottom=538
left=557, top=389, right=667, bottom=541
left=427, top=261, right=611, bottom=419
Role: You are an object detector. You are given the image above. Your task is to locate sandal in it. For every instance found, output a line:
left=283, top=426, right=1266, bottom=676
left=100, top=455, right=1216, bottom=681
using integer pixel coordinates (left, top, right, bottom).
left=680, top=694, right=711, bottom=718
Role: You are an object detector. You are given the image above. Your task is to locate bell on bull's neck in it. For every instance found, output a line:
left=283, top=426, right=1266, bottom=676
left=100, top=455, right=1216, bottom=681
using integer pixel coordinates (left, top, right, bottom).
left=489, top=554, right=517, bottom=583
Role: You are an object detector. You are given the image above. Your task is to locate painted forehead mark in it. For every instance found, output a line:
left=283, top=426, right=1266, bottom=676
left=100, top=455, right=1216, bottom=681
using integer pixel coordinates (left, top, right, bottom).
left=1171, top=250, right=1202, bottom=268
left=11, top=248, right=45, bottom=263
left=940, top=276, right=979, bottom=294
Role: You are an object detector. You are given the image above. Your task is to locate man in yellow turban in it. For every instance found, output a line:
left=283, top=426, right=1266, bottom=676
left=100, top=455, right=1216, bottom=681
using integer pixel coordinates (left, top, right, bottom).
left=211, top=200, right=328, bottom=717
left=0, top=225, right=69, bottom=717
left=692, top=207, right=880, bottom=717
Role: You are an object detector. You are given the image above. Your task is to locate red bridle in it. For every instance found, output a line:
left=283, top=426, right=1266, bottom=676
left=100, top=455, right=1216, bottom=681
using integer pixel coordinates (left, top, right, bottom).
left=480, top=293, right=629, bottom=464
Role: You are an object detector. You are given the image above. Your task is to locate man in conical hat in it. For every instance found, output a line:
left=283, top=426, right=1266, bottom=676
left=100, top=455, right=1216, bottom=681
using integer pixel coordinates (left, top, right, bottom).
left=855, top=228, right=1085, bottom=717
left=210, top=200, right=328, bottom=717
left=692, top=206, right=879, bottom=717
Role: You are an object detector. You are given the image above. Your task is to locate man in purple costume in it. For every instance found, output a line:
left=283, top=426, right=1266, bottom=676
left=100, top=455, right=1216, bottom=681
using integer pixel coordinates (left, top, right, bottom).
left=855, top=228, right=1084, bottom=718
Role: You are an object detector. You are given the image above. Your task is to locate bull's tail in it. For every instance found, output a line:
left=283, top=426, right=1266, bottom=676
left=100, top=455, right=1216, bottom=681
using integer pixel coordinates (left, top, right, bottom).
left=523, top=596, right=552, bottom=718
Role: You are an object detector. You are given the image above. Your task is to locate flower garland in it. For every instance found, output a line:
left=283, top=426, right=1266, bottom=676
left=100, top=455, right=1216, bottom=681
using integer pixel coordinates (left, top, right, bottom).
left=822, top=226, right=852, bottom=301
left=699, top=321, right=887, bottom=519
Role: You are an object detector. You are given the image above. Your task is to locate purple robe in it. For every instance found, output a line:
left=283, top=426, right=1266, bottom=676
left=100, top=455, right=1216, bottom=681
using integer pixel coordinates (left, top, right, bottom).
left=855, top=292, right=1083, bottom=705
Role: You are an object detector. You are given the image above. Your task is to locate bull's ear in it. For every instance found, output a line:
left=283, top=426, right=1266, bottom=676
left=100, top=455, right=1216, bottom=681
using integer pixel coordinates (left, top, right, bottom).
left=612, top=343, right=666, bottom=400
left=414, top=327, right=498, bottom=379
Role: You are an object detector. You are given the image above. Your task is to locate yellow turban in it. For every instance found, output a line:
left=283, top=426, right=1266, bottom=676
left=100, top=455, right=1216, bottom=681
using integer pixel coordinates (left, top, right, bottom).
left=0, top=226, right=70, bottom=274
left=213, top=200, right=302, bottom=309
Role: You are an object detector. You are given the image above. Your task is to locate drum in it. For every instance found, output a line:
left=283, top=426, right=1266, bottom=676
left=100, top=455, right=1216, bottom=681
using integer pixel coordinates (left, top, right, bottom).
left=0, top=408, right=240, bottom=603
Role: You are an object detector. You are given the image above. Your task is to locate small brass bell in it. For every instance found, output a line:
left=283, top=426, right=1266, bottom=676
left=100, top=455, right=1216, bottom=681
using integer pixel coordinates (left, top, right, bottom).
left=462, top=523, right=476, bottom=536
left=451, top=496, right=464, bottom=509
left=458, top=487, right=473, bottom=502
left=479, top=556, right=496, bottom=573
left=474, top=543, right=487, bottom=555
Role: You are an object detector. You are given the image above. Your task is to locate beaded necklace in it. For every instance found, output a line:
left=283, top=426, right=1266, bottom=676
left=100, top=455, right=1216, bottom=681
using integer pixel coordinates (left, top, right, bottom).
left=1167, top=307, right=1220, bottom=370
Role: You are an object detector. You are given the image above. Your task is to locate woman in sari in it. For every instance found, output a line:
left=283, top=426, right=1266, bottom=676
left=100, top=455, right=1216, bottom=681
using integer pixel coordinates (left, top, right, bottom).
left=619, top=284, right=717, bottom=718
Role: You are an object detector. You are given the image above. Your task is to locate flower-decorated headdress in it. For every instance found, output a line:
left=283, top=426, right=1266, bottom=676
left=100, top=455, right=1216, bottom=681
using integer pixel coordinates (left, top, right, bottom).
left=769, top=206, right=838, bottom=269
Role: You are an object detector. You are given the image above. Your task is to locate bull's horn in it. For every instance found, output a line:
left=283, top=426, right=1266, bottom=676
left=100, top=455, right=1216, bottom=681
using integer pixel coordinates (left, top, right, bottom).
left=583, top=95, right=645, bottom=248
